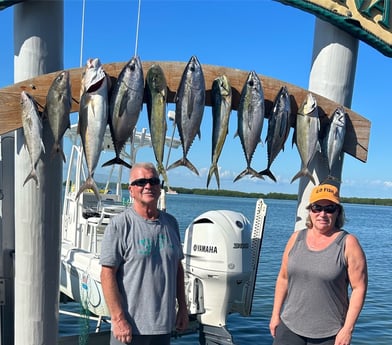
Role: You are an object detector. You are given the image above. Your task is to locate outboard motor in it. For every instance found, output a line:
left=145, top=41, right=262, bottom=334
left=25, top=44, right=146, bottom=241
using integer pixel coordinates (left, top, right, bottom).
left=183, top=200, right=267, bottom=345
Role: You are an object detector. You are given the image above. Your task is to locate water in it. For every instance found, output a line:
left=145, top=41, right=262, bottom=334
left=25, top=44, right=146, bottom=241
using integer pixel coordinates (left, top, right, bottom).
left=59, top=194, right=392, bottom=344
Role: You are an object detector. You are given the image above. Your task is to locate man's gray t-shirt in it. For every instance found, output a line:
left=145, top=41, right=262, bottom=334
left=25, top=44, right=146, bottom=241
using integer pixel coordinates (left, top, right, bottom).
left=100, top=207, right=184, bottom=335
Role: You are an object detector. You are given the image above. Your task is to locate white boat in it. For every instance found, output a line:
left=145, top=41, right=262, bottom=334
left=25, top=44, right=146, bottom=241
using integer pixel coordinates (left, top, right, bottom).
left=59, top=124, right=267, bottom=344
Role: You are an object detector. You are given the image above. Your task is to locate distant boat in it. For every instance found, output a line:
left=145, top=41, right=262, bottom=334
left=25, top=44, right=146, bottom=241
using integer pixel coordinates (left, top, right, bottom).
left=167, top=188, right=178, bottom=195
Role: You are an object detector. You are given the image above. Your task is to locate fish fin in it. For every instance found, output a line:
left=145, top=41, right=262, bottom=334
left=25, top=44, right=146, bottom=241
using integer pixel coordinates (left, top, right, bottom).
left=40, top=140, right=46, bottom=154
left=259, top=168, right=277, bottom=182
left=75, top=177, right=101, bottom=201
left=167, top=157, right=199, bottom=176
left=102, top=156, right=132, bottom=169
left=23, top=169, right=39, bottom=188
left=290, top=167, right=316, bottom=185
left=206, top=164, right=220, bottom=189
left=51, top=143, right=66, bottom=163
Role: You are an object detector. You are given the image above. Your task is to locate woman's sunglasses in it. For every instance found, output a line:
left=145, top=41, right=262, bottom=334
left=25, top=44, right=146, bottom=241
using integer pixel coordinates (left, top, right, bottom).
left=310, top=204, right=338, bottom=214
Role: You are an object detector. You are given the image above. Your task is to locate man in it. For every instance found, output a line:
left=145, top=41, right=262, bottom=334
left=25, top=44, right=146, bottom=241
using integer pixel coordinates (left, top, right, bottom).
left=100, top=162, right=189, bottom=345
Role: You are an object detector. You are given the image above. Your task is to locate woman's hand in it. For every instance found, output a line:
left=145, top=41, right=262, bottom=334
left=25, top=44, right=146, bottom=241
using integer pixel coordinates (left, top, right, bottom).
left=269, top=314, right=281, bottom=338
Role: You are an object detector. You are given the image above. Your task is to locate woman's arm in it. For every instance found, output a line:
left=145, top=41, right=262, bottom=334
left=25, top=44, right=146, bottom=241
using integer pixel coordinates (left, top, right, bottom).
left=335, top=234, right=368, bottom=345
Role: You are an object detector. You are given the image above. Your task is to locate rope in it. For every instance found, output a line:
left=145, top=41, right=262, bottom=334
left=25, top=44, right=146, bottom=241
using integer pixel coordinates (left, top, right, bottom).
left=134, top=0, right=142, bottom=56
left=79, top=0, right=86, bottom=67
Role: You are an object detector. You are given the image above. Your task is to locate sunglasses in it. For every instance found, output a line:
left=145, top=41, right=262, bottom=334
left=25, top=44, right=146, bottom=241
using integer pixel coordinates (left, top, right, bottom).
left=130, top=177, right=160, bottom=187
left=310, top=204, right=338, bottom=214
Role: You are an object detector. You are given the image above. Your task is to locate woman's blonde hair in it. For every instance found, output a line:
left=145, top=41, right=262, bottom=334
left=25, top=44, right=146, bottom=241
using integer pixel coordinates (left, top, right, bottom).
left=305, top=204, right=346, bottom=229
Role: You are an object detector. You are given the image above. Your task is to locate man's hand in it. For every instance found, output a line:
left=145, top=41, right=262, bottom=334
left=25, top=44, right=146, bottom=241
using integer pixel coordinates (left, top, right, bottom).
left=112, top=318, right=132, bottom=344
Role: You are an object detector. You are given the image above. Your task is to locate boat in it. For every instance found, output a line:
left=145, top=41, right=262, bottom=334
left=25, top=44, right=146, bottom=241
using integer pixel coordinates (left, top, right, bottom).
left=59, top=124, right=267, bottom=344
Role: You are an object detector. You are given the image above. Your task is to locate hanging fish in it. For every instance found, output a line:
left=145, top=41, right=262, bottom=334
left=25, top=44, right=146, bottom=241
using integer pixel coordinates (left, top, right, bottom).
left=291, top=93, right=320, bottom=185
left=76, top=58, right=109, bottom=200
left=259, top=86, right=291, bottom=182
left=322, top=106, right=346, bottom=175
left=102, top=56, right=144, bottom=169
left=145, top=64, right=169, bottom=187
left=234, top=71, right=265, bottom=182
left=20, top=91, right=45, bottom=188
left=43, top=70, right=72, bottom=163
left=207, top=75, right=232, bottom=189
left=167, top=56, right=205, bottom=175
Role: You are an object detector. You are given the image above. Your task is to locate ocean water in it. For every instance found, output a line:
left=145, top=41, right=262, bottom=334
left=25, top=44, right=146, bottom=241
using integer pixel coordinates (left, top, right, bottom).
left=59, top=194, right=392, bottom=344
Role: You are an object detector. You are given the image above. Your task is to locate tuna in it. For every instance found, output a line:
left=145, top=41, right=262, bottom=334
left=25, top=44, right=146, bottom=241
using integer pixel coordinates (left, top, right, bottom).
left=291, top=93, right=320, bottom=185
left=234, top=71, right=265, bottom=182
left=102, top=56, right=144, bottom=169
left=167, top=56, right=205, bottom=175
left=322, top=106, right=346, bottom=175
left=259, top=86, right=291, bottom=182
left=207, top=75, right=232, bottom=189
left=20, top=91, right=45, bottom=187
left=43, top=70, right=72, bottom=163
left=76, top=58, right=109, bottom=200
left=146, top=64, right=169, bottom=187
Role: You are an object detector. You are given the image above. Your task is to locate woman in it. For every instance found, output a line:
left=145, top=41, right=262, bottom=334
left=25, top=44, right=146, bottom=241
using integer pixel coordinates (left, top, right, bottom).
left=270, top=184, right=367, bottom=345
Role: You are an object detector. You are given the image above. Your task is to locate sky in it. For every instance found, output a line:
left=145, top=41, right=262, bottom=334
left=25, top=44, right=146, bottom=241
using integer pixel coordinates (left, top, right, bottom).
left=0, top=0, right=391, bottom=199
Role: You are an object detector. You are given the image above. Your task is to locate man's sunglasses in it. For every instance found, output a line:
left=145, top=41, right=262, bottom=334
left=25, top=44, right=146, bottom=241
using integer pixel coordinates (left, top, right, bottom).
left=310, top=204, right=338, bottom=214
left=130, top=177, right=160, bottom=187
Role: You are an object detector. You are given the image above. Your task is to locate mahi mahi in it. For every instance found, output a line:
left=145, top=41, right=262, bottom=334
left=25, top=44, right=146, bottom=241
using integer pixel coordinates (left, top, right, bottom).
left=102, top=56, right=144, bottom=169
left=167, top=56, right=205, bottom=175
left=20, top=91, right=45, bottom=188
left=76, top=58, right=109, bottom=200
left=43, top=70, right=72, bottom=163
left=322, top=106, right=346, bottom=175
left=207, top=75, right=232, bottom=189
left=291, top=93, right=320, bottom=185
left=259, top=86, right=291, bottom=182
left=234, top=71, right=265, bottom=182
left=146, top=64, right=169, bottom=187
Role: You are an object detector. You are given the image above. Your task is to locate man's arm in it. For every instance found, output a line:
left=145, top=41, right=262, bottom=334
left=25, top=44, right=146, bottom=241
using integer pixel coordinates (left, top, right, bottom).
left=101, top=265, right=132, bottom=343
left=175, top=262, right=189, bottom=331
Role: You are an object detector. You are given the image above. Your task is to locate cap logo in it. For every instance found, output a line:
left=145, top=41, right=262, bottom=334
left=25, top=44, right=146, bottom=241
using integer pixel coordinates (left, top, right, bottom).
left=315, top=187, right=334, bottom=194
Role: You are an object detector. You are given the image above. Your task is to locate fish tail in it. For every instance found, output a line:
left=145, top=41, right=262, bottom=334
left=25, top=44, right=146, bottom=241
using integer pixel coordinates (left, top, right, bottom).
left=259, top=168, right=277, bottom=182
left=249, top=168, right=265, bottom=180
left=234, top=167, right=264, bottom=183
left=23, top=169, right=39, bottom=188
left=101, top=156, right=132, bottom=170
left=167, top=157, right=199, bottom=176
left=51, top=143, right=66, bottom=163
left=75, top=176, right=101, bottom=201
left=157, top=163, right=169, bottom=188
left=290, top=167, right=316, bottom=185
left=206, top=164, right=220, bottom=189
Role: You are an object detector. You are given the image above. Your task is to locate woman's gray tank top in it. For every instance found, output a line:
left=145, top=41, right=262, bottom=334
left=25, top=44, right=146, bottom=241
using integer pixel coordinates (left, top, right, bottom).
left=281, top=229, right=349, bottom=338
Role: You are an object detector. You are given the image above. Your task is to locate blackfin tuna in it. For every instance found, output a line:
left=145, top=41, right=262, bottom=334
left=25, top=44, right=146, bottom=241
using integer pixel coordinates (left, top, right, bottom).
left=259, top=86, right=291, bottom=182
left=234, top=71, right=265, bottom=182
left=102, top=56, right=144, bottom=169
left=167, top=56, right=205, bottom=175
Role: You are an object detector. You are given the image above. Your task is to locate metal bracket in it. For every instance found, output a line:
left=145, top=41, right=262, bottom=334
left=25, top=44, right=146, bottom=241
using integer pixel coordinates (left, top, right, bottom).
left=0, top=279, right=5, bottom=305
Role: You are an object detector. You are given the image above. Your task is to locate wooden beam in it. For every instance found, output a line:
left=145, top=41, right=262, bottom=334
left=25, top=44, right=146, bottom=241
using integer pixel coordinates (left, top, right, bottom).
left=0, top=61, right=370, bottom=162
